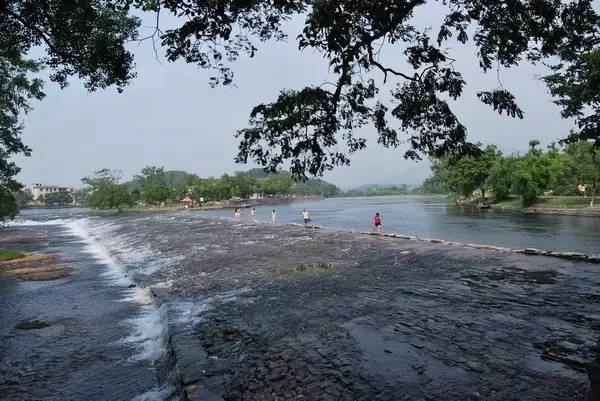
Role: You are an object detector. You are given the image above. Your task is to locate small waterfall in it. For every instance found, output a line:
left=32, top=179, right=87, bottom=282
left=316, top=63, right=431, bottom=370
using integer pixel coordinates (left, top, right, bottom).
left=64, top=219, right=186, bottom=401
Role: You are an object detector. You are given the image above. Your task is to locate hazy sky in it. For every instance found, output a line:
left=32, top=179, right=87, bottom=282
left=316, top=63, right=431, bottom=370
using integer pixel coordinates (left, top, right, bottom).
left=15, top=5, right=576, bottom=189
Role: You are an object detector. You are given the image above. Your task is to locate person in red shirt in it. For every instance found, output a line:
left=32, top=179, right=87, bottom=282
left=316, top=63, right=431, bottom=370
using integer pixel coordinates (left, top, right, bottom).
left=373, top=212, right=382, bottom=233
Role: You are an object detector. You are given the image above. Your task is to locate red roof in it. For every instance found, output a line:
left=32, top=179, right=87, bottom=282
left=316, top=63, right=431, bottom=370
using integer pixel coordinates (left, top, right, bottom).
left=181, top=196, right=193, bottom=203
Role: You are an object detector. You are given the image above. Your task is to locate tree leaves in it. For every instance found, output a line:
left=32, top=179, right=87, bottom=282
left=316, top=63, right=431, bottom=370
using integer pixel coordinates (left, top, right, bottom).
left=477, top=90, right=524, bottom=119
left=1, top=0, right=599, bottom=185
left=0, top=1, right=139, bottom=216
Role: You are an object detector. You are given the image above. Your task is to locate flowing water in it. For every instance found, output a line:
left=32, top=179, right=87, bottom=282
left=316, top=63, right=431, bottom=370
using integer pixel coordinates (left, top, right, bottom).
left=1, top=196, right=599, bottom=400
left=0, top=216, right=180, bottom=401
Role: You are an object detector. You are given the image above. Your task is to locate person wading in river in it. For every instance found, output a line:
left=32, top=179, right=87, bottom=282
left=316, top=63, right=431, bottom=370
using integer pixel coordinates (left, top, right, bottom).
left=373, top=212, right=382, bottom=233
left=271, top=209, right=276, bottom=224
left=302, top=209, right=311, bottom=227
left=250, top=207, right=256, bottom=222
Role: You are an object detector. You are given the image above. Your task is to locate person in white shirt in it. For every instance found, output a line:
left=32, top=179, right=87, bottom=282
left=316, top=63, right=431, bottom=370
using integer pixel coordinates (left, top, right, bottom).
left=302, top=209, right=311, bottom=227
left=250, top=207, right=256, bottom=222
left=271, top=209, right=276, bottom=224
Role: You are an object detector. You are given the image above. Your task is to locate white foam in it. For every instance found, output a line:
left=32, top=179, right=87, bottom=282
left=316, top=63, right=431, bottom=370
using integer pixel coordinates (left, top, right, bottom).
left=171, top=287, right=251, bottom=326
left=171, top=300, right=212, bottom=326
left=65, top=219, right=131, bottom=286
left=121, top=303, right=168, bottom=362
left=131, top=386, right=174, bottom=401
left=142, top=254, right=185, bottom=276
left=120, top=286, right=154, bottom=305
left=64, top=218, right=169, bottom=363
left=6, top=218, right=69, bottom=226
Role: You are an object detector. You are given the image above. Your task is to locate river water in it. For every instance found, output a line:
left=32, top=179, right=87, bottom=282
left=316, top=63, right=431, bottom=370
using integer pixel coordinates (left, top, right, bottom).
left=197, top=196, right=600, bottom=254
left=1, top=198, right=599, bottom=400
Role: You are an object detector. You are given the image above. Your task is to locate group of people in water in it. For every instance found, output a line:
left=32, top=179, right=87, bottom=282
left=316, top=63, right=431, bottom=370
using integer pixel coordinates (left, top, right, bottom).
left=234, top=207, right=279, bottom=224
left=233, top=207, right=384, bottom=231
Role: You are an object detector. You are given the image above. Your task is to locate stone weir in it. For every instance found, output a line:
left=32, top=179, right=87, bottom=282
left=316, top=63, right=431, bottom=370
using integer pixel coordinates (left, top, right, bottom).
left=358, top=230, right=600, bottom=264
left=128, top=216, right=600, bottom=401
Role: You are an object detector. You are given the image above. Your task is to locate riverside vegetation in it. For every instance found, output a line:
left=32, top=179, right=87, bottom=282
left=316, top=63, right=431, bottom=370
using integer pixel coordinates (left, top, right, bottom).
left=79, top=167, right=341, bottom=211
left=421, top=139, right=600, bottom=208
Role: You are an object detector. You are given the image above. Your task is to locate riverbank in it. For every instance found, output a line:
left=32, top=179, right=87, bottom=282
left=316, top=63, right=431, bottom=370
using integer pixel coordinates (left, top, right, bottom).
left=492, top=204, right=600, bottom=217
left=490, top=196, right=600, bottom=217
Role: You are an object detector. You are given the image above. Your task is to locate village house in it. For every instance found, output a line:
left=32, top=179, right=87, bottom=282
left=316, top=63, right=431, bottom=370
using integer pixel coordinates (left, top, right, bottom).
left=30, top=184, right=74, bottom=201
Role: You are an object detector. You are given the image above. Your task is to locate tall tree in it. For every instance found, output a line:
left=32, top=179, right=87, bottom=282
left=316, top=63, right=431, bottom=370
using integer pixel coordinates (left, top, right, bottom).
left=486, top=156, right=517, bottom=202
left=436, top=145, right=500, bottom=199
left=134, top=166, right=174, bottom=205
left=1, top=0, right=598, bottom=185
left=82, top=168, right=132, bottom=211
left=545, top=49, right=600, bottom=147
left=563, top=140, right=600, bottom=205
left=510, top=142, right=563, bottom=206
left=42, top=191, right=73, bottom=205
left=0, top=187, right=18, bottom=223
left=0, top=1, right=138, bottom=207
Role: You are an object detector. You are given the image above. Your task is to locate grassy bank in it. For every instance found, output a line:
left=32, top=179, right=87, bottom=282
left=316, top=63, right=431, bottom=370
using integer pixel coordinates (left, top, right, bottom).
left=493, top=196, right=594, bottom=209
left=0, top=249, right=25, bottom=262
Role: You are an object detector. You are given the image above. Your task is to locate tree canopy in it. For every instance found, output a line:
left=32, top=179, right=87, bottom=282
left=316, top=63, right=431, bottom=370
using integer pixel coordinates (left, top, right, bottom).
left=42, top=191, right=73, bottom=205
left=1, top=0, right=599, bottom=193
left=432, top=144, right=500, bottom=199
left=134, top=166, right=174, bottom=205
left=426, top=139, right=599, bottom=206
left=82, top=168, right=133, bottom=211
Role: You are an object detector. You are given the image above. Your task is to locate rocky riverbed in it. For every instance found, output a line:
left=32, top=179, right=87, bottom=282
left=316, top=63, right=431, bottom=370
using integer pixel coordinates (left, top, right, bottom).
left=91, top=214, right=598, bottom=401
left=2, top=213, right=599, bottom=401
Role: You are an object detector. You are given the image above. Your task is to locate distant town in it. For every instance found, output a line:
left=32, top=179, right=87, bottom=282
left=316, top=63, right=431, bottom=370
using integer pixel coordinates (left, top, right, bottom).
left=20, top=184, right=78, bottom=206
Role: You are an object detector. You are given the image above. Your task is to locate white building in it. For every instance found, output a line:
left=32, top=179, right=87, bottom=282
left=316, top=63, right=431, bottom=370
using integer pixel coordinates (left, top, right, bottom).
left=30, top=184, right=73, bottom=201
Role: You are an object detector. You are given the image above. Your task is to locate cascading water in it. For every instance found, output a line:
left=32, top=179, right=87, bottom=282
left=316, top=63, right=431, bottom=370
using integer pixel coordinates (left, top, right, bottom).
left=65, top=218, right=184, bottom=400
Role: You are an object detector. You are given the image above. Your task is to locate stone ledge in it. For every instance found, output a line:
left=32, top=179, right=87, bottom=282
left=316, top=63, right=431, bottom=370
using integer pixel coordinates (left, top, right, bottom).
left=359, top=232, right=599, bottom=264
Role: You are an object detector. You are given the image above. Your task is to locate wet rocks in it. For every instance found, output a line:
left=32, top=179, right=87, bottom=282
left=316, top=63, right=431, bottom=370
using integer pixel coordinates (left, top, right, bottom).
left=464, top=361, right=484, bottom=373
left=1, top=265, right=71, bottom=281
left=15, top=319, right=51, bottom=330
left=0, top=252, right=70, bottom=281
left=0, top=235, right=50, bottom=244
left=359, top=228, right=599, bottom=263
left=422, top=238, right=445, bottom=244
left=524, top=248, right=543, bottom=255
left=125, top=216, right=599, bottom=401
left=547, top=251, right=588, bottom=261
left=541, top=347, right=589, bottom=372
left=192, top=316, right=376, bottom=401
left=467, top=243, right=511, bottom=252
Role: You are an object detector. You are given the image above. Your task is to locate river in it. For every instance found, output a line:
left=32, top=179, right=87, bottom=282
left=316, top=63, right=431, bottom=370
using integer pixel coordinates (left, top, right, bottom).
left=196, top=196, right=600, bottom=254
left=1, top=198, right=599, bottom=400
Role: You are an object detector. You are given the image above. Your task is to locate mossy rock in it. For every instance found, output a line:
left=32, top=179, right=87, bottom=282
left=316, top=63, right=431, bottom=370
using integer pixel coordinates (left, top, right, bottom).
left=0, top=249, right=26, bottom=262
